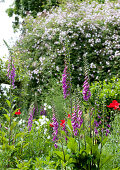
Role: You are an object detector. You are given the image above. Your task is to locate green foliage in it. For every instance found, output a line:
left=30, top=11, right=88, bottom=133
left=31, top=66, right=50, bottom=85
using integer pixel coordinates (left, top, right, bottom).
left=10, top=0, right=120, bottom=109
left=6, top=0, right=61, bottom=29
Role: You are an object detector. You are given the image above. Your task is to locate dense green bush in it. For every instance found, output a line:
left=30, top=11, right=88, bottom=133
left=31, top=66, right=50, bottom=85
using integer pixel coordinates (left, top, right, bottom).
left=11, top=0, right=120, bottom=103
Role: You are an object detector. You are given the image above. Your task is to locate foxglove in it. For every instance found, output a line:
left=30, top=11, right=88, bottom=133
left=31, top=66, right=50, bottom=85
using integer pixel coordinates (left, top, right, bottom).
left=28, top=106, right=35, bottom=131
left=62, top=64, right=70, bottom=99
left=82, top=76, right=91, bottom=101
left=52, top=114, right=59, bottom=148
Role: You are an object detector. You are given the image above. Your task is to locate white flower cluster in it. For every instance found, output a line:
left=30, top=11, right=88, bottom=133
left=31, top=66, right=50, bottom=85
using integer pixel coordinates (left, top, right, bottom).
left=34, top=115, right=49, bottom=130
left=14, top=0, right=120, bottom=87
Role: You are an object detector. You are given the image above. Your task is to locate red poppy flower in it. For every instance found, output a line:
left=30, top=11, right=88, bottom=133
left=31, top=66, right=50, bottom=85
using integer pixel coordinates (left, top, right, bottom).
left=107, top=100, right=120, bottom=110
left=50, top=123, right=54, bottom=127
left=68, top=114, right=71, bottom=118
left=60, top=120, right=65, bottom=127
left=15, top=109, right=21, bottom=115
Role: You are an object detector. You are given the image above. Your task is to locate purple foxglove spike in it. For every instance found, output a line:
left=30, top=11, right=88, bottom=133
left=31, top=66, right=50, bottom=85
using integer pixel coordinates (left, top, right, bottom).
left=62, top=64, right=70, bottom=99
left=82, top=76, right=91, bottom=101
left=52, top=114, right=58, bottom=148
left=28, top=106, right=35, bottom=131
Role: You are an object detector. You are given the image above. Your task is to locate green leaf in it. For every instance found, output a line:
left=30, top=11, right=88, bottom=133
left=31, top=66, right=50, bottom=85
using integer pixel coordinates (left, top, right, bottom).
left=67, top=137, right=77, bottom=153
left=66, top=119, right=73, bottom=134
left=54, top=151, right=64, bottom=161
left=6, top=99, right=11, bottom=108
left=3, top=114, right=10, bottom=122
left=15, top=132, right=26, bottom=140
left=0, top=107, right=9, bottom=114
left=100, top=155, right=113, bottom=168
left=23, top=143, right=29, bottom=149
left=10, top=121, right=17, bottom=131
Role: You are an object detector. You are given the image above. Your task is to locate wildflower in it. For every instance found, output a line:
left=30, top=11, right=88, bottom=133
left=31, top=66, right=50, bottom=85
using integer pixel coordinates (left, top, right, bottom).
left=68, top=114, right=71, bottom=118
left=62, top=64, right=70, bottom=99
left=77, top=110, right=83, bottom=129
left=40, top=106, right=46, bottom=115
left=71, top=109, right=78, bottom=136
left=50, top=123, right=54, bottom=127
left=82, top=76, right=91, bottom=101
left=106, top=129, right=110, bottom=136
left=60, top=120, right=68, bottom=141
left=107, top=124, right=111, bottom=128
left=15, top=109, right=21, bottom=115
left=52, top=114, right=59, bottom=148
left=18, top=119, right=25, bottom=125
left=60, top=120, right=65, bottom=127
left=39, top=115, right=49, bottom=126
left=94, top=120, right=99, bottom=127
left=94, top=128, right=98, bottom=135
left=107, top=100, right=120, bottom=110
left=98, top=115, right=101, bottom=119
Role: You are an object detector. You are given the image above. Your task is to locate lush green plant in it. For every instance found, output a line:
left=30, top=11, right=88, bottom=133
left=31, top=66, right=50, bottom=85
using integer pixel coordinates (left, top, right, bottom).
left=9, top=0, right=120, bottom=108
left=6, top=0, right=62, bottom=29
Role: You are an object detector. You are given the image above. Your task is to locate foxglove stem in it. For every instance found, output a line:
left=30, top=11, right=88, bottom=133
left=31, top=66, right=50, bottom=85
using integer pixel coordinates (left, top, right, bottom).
left=9, top=55, right=13, bottom=146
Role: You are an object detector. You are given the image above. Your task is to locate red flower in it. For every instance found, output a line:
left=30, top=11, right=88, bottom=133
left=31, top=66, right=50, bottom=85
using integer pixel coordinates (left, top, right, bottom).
left=15, top=109, right=21, bottom=115
left=107, top=100, right=120, bottom=110
left=68, top=114, right=71, bottom=118
left=50, top=123, right=54, bottom=127
left=60, top=120, right=65, bottom=127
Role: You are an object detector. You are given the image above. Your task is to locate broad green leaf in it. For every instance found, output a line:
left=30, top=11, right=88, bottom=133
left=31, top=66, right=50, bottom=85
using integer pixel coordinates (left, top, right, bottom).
left=67, top=137, right=77, bottom=153
left=0, top=107, right=9, bottom=114
left=23, top=143, right=29, bottom=149
left=15, top=132, right=26, bottom=140
left=100, top=155, right=113, bottom=168
left=66, top=119, right=73, bottom=133
left=3, top=114, right=10, bottom=122
left=6, top=99, right=11, bottom=108
left=10, top=121, right=17, bottom=131
left=54, top=151, right=64, bottom=161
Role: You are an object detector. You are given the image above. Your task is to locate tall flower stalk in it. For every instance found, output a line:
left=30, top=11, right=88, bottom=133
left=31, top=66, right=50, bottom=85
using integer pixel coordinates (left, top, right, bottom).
left=28, top=106, right=35, bottom=131
left=62, top=64, right=70, bottom=99
left=7, top=57, right=16, bottom=89
left=82, top=76, right=91, bottom=101
left=4, top=40, right=16, bottom=145
left=52, top=113, right=59, bottom=148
